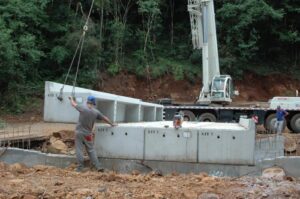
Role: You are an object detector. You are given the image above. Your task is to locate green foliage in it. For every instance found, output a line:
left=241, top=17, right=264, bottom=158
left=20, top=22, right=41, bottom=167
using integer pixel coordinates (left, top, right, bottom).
left=0, top=0, right=300, bottom=112
left=0, top=119, right=6, bottom=129
left=0, top=0, right=48, bottom=112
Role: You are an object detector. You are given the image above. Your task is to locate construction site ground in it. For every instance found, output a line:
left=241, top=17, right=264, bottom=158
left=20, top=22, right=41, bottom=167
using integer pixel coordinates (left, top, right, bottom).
left=1, top=119, right=300, bottom=198
left=0, top=161, right=300, bottom=199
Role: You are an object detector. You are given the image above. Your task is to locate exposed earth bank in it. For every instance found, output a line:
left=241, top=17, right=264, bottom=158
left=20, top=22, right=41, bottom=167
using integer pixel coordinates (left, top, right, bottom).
left=97, top=72, right=300, bottom=103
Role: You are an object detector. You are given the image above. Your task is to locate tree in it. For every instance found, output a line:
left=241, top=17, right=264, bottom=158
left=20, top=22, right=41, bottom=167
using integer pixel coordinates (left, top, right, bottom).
left=0, top=0, right=48, bottom=111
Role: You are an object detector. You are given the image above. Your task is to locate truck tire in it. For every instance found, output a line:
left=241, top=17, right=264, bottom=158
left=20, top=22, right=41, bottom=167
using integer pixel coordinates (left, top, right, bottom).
left=287, top=121, right=293, bottom=132
left=199, top=113, right=217, bottom=122
left=264, top=113, right=286, bottom=134
left=290, top=114, right=300, bottom=133
left=181, top=110, right=196, bottom=121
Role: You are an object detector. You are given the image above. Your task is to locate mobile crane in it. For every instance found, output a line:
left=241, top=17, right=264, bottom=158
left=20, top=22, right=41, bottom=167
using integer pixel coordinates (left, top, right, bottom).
left=188, top=0, right=237, bottom=105
left=161, top=0, right=300, bottom=134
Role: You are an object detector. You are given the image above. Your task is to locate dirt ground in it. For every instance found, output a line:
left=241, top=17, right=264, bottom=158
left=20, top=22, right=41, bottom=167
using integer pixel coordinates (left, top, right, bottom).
left=0, top=162, right=299, bottom=199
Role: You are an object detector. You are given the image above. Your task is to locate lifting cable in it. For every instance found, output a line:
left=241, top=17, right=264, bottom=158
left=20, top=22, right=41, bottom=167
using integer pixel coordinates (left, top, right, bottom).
left=57, top=0, right=95, bottom=101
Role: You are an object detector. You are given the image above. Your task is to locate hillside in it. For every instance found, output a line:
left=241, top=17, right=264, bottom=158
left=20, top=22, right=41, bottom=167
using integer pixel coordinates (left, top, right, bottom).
left=97, top=72, right=300, bottom=103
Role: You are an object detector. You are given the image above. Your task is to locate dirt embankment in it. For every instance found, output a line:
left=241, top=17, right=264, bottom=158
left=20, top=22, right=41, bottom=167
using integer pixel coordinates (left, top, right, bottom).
left=1, top=72, right=300, bottom=123
left=97, top=72, right=300, bottom=103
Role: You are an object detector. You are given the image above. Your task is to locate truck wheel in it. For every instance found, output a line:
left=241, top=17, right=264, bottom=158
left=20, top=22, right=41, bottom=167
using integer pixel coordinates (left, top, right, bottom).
left=287, top=121, right=293, bottom=132
left=181, top=110, right=196, bottom=121
left=199, top=113, right=217, bottom=122
left=264, top=113, right=286, bottom=133
left=290, top=114, right=300, bottom=133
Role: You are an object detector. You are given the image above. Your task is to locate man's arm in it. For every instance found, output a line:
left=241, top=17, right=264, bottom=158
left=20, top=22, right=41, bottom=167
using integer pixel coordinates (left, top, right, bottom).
left=102, top=116, right=117, bottom=127
left=284, top=110, right=289, bottom=117
left=68, top=96, right=77, bottom=107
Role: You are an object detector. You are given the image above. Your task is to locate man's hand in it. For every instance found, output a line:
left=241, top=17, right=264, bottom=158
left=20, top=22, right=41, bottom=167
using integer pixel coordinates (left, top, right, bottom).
left=111, top=123, right=118, bottom=127
left=69, top=96, right=77, bottom=107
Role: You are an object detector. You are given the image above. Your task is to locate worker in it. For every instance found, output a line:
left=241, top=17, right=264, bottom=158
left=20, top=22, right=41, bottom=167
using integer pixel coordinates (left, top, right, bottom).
left=275, top=105, right=288, bottom=134
left=69, top=95, right=116, bottom=172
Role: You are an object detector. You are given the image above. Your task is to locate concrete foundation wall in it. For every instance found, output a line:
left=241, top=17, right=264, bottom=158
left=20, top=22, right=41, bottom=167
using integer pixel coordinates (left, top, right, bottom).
left=1, top=148, right=299, bottom=177
left=0, top=148, right=76, bottom=168
left=44, top=81, right=163, bottom=123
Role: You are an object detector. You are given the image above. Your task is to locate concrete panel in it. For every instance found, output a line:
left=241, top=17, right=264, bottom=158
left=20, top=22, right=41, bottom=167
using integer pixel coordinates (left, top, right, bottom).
left=198, top=119, right=255, bottom=165
left=125, top=104, right=140, bottom=122
left=144, top=128, right=198, bottom=162
left=96, top=100, right=116, bottom=122
left=94, top=125, right=144, bottom=159
left=141, top=106, right=155, bottom=121
left=44, top=90, right=90, bottom=123
left=94, top=120, right=255, bottom=165
left=156, top=107, right=163, bottom=121
left=44, top=81, right=163, bottom=123
left=116, top=102, right=126, bottom=122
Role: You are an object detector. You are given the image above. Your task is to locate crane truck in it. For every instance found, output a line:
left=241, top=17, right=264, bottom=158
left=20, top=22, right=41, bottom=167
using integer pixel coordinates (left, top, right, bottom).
left=160, top=0, right=300, bottom=133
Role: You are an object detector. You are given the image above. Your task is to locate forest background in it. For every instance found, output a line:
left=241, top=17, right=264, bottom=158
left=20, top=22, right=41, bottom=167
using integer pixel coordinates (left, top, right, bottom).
left=0, top=0, right=299, bottom=112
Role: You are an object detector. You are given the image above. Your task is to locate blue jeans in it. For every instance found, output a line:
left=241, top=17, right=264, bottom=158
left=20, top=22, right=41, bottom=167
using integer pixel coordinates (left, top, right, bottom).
left=275, top=120, right=284, bottom=134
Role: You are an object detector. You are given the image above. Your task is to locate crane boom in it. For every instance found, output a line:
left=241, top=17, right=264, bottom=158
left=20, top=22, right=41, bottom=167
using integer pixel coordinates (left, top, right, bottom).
left=188, top=0, right=235, bottom=104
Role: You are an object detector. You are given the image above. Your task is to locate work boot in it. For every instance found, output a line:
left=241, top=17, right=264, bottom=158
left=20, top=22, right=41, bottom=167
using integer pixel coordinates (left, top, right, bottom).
left=97, top=167, right=105, bottom=172
left=75, top=167, right=83, bottom=172
left=75, top=165, right=87, bottom=172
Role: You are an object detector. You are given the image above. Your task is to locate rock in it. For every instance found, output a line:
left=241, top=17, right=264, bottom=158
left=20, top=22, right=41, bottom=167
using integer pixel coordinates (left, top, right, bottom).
left=131, top=170, right=140, bottom=176
left=98, top=186, right=107, bottom=193
left=65, top=193, right=73, bottom=199
left=262, top=167, right=286, bottom=181
left=9, top=179, right=24, bottom=184
left=0, top=162, right=8, bottom=170
left=74, top=188, right=92, bottom=195
left=198, top=193, right=220, bottom=199
left=33, top=165, right=49, bottom=172
left=23, top=194, right=37, bottom=199
left=53, top=130, right=74, bottom=140
left=284, top=137, right=297, bottom=153
left=150, top=169, right=163, bottom=177
left=9, top=193, right=19, bottom=199
left=47, top=137, right=68, bottom=154
left=285, top=176, right=295, bottom=182
left=9, top=163, right=27, bottom=173
left=69, top=149, right=76, bottom=155
left=54, top=180, right=64, bottom=186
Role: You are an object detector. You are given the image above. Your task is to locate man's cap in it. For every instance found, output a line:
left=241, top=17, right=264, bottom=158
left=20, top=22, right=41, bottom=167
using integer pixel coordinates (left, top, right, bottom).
left=277, top=105, right=281, bottom=109
left=87, top=95, right=96, bottom=105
